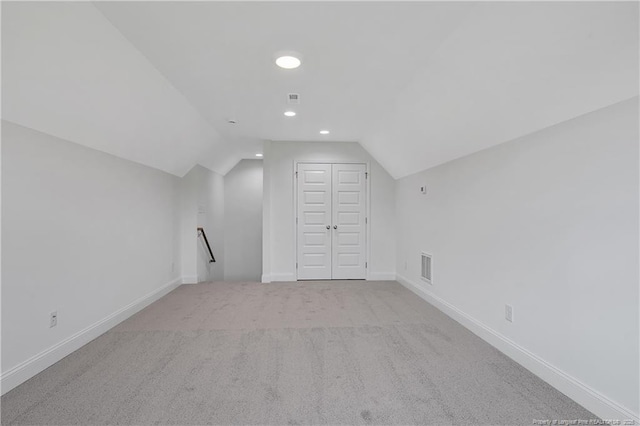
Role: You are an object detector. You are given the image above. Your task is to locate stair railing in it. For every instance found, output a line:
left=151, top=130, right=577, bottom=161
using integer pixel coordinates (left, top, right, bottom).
left=197, top=227, right=216, bottom=263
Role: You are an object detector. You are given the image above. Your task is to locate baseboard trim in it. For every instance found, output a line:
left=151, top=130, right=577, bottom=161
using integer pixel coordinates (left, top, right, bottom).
left=396, top=274, right=639, bottom=423
left=181, top=275, right=198, bottom=284
left=266, top=273, right=398, bottom=282
left=367, top=272, right=396, bottom=281
left=263, top=272, right=398, bottom=282
left=0, top=277, right=182, bottom=395
left=270, top=273, right=296, bottom=282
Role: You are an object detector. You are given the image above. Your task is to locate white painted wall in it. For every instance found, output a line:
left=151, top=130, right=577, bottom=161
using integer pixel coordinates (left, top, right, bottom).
left=1, top=121, right=182, bottom=392
left=179, top=168, right=198, bottom=284
left=180, top=165, right=225, bottom=283
left=262, top=142, right=273, bottom=283
left=262, top=141, right=395, bottom=282
left=197, top=166, right=225, bottom=282
left=224, top=159, right=263, bottom=281
left=395, top=98, right=639, bottom=420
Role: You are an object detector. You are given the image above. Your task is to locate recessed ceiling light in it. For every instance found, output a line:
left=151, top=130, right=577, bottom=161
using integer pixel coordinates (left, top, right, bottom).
left=275, top=55, right=301, bottom=69
left=284, top=111, right=296, bottom=117
left=256, top=153, right=263, bottom=157
left=319, top=130, right=330, bottom=135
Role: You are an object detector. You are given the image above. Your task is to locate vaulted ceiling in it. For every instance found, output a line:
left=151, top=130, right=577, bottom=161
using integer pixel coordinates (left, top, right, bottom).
left=3, top=2, right=638, bottom=178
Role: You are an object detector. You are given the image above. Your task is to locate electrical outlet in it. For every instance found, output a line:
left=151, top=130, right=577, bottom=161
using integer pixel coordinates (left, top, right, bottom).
left=404, top=261, right=408, bottom=271
left=171, top=262, right=175, bottom=273
left=50, top=311, right=58, bottom=328
left=505, top=305, right=513, bottom=323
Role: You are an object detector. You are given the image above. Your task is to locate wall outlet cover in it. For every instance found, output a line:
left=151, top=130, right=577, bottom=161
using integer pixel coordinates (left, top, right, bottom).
left=505, top=304, right=513, bottom=323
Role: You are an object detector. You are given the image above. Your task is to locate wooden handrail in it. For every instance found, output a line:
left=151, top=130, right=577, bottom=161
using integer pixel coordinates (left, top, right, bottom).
left=197, top=227, right=216, bottom=263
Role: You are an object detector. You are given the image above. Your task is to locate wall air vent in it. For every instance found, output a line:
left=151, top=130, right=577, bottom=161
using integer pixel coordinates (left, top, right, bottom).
left=421, top=252, right=432, bottom=284
left=288, top=93, right=300, bottom=104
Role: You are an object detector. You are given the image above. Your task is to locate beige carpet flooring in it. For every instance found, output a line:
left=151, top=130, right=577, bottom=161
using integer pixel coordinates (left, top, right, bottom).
left=2, top=280, right=594, bottom=425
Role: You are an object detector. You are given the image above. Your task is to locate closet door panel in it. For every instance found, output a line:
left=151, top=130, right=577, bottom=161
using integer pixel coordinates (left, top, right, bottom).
left=296, top=164, right=332, bottom=280
left=331, top=164, right=366, bottom=279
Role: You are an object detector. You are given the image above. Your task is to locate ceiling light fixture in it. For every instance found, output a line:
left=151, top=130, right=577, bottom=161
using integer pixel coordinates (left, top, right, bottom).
left=275, top=55, right=301, bottom=69
left=256, top=153, right=263, bottom=157
left=284, top=111, right=296, bottom=117
left=319, top=130, right=330, bottom=135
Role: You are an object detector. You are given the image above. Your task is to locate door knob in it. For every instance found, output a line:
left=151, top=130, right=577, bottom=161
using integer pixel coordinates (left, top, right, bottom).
left=333, top=225, right=338, bottom=230
left=326, top=225, right=330, bottom=230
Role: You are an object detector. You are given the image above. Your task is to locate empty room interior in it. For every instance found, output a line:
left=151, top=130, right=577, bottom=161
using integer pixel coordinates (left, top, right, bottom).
left=1, top=1, right=638, bottom=425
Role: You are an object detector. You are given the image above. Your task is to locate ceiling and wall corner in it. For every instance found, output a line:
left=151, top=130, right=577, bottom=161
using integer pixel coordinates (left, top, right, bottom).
left=1, top=2, right=240, bottom=177
left=3, top=2, right=637, bottom=180
left=362, top=2, right=639, bottom=178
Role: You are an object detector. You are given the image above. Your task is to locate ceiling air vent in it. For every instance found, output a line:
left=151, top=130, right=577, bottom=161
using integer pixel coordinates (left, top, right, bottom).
left=288, top=93, right=300, bottom=104
left=421, top=252, right=432, bottom=284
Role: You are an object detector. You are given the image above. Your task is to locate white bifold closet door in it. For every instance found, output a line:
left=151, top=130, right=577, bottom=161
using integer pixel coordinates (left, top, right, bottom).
left=297, top=163, right=366, bottom=280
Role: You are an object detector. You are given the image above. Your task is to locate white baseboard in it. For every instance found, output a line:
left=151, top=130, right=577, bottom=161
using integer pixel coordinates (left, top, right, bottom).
left=0, top=277, right=182, bottom=395
left=395, top=274, right=639, bottom=423
left=263, top=272, right=398, bottom=282
left=270, top=273, right=296, bottom=282
left=181, top=275, right=198, bottom=284
left=368, top=272, right=396, bottom=281
left=265, top=273, right=398, bottom=282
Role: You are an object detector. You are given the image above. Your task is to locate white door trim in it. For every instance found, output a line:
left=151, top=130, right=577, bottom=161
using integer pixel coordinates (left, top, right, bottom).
left=293, top=160, right=371, bottom=281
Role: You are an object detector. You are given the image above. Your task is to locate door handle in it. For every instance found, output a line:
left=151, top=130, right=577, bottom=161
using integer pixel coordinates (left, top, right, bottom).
left=333, top=225, right=338, bottom=230
left=326, top=225, right=330, bottom=230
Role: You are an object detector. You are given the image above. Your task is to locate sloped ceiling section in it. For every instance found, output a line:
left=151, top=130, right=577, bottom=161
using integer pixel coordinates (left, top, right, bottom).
left=362, top=2, right=639, bottom=178
left=93, top=1, right=476, bottom=151
left=1, top=2, right=239, bottom=177
left=95, top=1, right=639, bottom=179
left=3, top=2, right=638, bottom=179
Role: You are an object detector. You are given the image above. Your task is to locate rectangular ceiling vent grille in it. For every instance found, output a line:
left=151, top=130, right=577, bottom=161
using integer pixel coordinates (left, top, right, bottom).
left=288, top=93, right=300, bottom=104
left=421, top=252, right=432, bottom=284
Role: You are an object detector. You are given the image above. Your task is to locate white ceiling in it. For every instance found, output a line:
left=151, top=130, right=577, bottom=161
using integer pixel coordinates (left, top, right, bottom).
left=3, top=2, right=638, bottom=178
